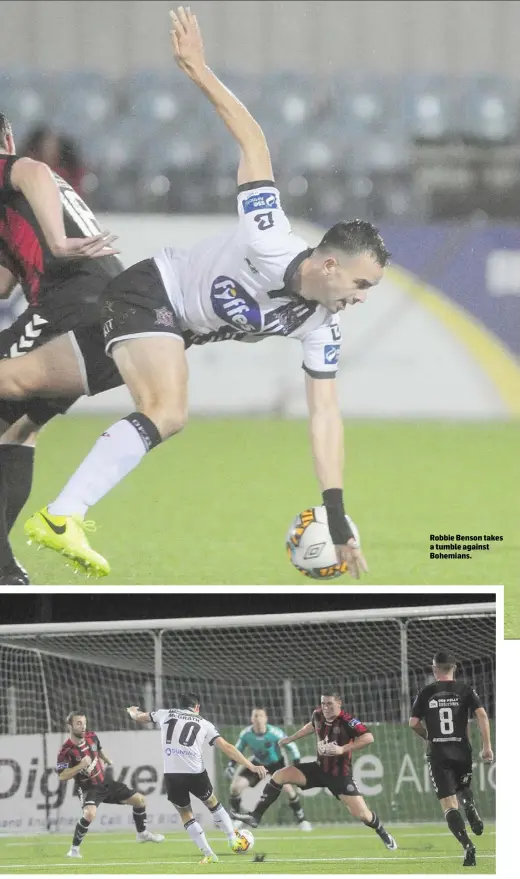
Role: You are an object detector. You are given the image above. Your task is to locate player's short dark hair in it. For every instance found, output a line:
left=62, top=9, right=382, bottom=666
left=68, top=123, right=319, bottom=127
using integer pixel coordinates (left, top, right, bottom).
left=66, top=710, right=86, bottom=725
left=252, top=706, right=267, bottom=713
left=0, top=112, right=12, bottom=149
left=321, top=691, right=342, bottom=701
left=433, top=650, right=457, bottom=671
left=179, top=692, right=200, bottom=709
left=316, top=220, right=391, bottom=267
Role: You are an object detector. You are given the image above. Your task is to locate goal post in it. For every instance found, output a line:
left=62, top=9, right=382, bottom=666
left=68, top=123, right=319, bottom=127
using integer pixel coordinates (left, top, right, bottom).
left=0, top=603, right=495, bottom=832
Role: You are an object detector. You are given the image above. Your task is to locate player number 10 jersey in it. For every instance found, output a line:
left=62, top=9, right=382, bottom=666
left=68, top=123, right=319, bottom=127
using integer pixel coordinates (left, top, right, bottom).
left=150, top=707, right=221, bottom=774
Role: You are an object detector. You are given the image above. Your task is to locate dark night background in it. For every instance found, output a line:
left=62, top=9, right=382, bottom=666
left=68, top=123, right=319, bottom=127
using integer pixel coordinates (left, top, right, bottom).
left=0, top=591, right=494, bottom=625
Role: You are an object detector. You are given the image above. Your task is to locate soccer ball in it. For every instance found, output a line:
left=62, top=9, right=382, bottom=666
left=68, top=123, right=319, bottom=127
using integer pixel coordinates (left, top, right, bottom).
left=286, top=505, right=361, bottom=580
left=229, top=828, right=255, bottom=853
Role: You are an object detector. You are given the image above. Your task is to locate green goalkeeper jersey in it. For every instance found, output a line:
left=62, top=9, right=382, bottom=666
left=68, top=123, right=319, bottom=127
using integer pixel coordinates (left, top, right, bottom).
left=234, top=724, right=300, bottom=766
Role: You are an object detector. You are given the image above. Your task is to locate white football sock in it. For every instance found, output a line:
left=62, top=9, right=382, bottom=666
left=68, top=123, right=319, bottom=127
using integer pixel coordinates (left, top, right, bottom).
left=184, top=819, right=213, bottom=855
left=48, top=419, right=151, bottom=517
left=211, top=804, right=236, bottom=841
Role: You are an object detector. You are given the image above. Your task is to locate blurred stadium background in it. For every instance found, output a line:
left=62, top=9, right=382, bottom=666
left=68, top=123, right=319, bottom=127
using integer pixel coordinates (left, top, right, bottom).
left=1, top=1, right=518, bottom=592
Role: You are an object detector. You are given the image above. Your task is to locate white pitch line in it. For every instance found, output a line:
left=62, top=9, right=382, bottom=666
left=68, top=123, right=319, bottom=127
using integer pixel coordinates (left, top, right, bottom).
left=0, top=854, right=496, bottom=870
left=4, top=829, right=496, bottom=847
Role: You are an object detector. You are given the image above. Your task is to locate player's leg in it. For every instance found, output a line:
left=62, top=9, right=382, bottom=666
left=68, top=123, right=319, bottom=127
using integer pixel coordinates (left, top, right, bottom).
left=122, top=791, right=164, bottom=843
left=67, top=802, right=97, bottom=857
left=164, top=774, right=217, bottom=862
left=0, top=413, right=37, bottom=584
left=203, top=791, right=239, bottom=846
left=338, top=792, right=397, bottom=850
left=229, top=768, right=252, bottom=815
left=429, top=759, right=476, bottom=866
left=231, top=764, right=309, bottom=827
left=457, top=763, right=484, bottom=836
left=281, top=781, right=311, bottom=831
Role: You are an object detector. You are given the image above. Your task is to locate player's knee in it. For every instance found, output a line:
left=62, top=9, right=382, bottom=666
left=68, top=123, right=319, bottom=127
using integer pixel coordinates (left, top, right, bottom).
left=133, top=793, right=146, bottom=808
left=272, top=769, right=285, bottom=784
left=83, top=805, right=96, bottom=822
left=139, top=402, right=187, bottom=440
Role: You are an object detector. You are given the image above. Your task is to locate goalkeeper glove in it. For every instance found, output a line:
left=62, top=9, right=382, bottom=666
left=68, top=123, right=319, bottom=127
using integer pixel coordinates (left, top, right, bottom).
left=224, top=761, right=236, bottom=780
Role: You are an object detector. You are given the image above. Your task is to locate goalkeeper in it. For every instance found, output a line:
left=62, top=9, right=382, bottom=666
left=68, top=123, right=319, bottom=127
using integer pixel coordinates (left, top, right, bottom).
left=226, top=707, right=311, bottom=831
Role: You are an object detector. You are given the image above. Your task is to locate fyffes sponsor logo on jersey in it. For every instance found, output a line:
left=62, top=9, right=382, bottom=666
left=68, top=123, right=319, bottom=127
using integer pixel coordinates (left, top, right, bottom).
left=242, top=191, right=279, bottom=214
left=324, top=344, right=340, bottom=365
left=211, top=276, right=262, bottom=332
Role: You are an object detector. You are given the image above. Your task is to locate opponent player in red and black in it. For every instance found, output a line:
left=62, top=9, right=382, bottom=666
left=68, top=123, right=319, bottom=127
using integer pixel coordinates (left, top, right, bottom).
left=232, top=691, right=397, bottom=851
left=0, top=111, right=121, bottom=584
left=56, top=711, right=164, bottom=858
left=410, top=650, right=494, bottom=868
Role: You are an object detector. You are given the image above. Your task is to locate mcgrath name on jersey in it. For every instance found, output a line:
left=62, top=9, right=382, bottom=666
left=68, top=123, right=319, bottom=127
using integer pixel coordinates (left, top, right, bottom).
left=150, top=707, right=221, bottom=774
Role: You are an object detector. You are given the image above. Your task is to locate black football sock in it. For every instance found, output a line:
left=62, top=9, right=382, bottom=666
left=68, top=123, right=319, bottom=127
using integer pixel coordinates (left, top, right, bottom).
left=252, top=780, right=283, bottom=820
left=288, top=794, right=305, bottom=822
left=363, top=810, right=391, bottom=841
left=132, top=806, right=147, bottom=833
left=1, top=445, right=35, bottom=533
left=229, top=793, right=241, bottom=813
left=445, top=808, right=471, bottom=848
left=459, top=787, right=475, bottom=809
left=72, top=817, right=91, bottom=847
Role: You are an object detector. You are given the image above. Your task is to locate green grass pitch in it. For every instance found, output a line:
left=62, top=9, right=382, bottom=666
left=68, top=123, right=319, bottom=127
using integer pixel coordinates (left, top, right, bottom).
left=10, top=415, right=517, bottom=595
left=0, top=825, right=496, bottom=874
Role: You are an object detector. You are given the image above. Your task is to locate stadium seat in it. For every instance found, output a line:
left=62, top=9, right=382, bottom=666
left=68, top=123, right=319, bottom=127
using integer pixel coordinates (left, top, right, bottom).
left=0, top=76, right=48, bottom=142
left=459, top=74, right=520, bottom=144
left=399, top=73, right=460, bottom=144
left=328, top=72, right=399, bottom=136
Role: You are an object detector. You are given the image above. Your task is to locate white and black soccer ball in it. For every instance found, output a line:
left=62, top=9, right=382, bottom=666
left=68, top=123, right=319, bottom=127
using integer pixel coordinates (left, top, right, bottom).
left=286, top=505, right=361, bottom=580
left=230, top=828, right=255, bottom=853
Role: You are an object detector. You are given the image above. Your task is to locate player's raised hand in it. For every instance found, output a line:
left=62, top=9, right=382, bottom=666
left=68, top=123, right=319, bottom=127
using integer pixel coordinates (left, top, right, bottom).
left=336, top=538, right=368, bottom=579
left=279, top=736, right=291, bottom=746
left=53, top=232, right=120, bottom=260
left=169, top=7, right=206, bottom=77
left=126, top=705, right=141, bottom=720
left=480, top=747, right=494, bottom=763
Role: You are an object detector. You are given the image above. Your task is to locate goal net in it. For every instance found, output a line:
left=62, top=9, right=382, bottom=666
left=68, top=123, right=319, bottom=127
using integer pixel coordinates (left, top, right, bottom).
left=0, top=603, right=495, bottom=833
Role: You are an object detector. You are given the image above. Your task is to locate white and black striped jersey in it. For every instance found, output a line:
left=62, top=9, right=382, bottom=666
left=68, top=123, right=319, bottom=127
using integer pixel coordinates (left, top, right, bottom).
left=150, top=707, right=221, bottom=774
left=153, top=181, right=341, bottom=378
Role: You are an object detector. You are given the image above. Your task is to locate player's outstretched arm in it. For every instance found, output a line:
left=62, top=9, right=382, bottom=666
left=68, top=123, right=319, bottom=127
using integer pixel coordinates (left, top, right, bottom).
left=305, top=373, right=368, bottom=579
left=474, top=707, right=493, bottom=761
left=169, top=6, right=273, bottom=185
left=319, top=731, right=374, bottom=756
left=279, top=722, right=314, bottom=745
left=214, top=737, right=267, bottom=778
left=126, top=705, right=152, bottom=724
left=9, top=158, right=119, bottom=259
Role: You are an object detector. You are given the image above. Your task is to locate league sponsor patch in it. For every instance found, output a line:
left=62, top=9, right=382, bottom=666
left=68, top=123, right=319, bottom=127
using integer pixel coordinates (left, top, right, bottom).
left=242, top=191, right=279, bottom=214
left=210, top=276, right=262, bottom=332
left=324, top=344, right=340, bottom=365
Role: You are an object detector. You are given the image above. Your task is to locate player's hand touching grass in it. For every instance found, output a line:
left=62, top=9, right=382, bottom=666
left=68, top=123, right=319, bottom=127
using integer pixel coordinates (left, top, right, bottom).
left=170, top=6, right=206, bottom=78
left=336, top=539, right=368, bottom=580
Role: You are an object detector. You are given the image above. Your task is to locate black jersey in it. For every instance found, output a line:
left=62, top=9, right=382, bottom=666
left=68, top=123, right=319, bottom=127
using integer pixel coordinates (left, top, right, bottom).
left=411, top=680, right=482, bottom=760
left=0, top=155, right=122, bottom=308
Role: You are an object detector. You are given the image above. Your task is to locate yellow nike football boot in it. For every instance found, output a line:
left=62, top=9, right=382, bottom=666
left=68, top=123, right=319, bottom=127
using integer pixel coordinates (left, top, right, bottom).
left=199, top=854, right=219, bottom=864
left=23, top=508, right=110, bottom=577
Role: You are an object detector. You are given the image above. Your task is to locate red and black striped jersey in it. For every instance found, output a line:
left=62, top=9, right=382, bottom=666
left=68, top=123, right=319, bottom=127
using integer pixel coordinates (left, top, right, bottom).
left=311, top=708, right=369, bottom=777
left=0, top=154, right=122, bottom=306
left=56, top=731, right=106, bottom=790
